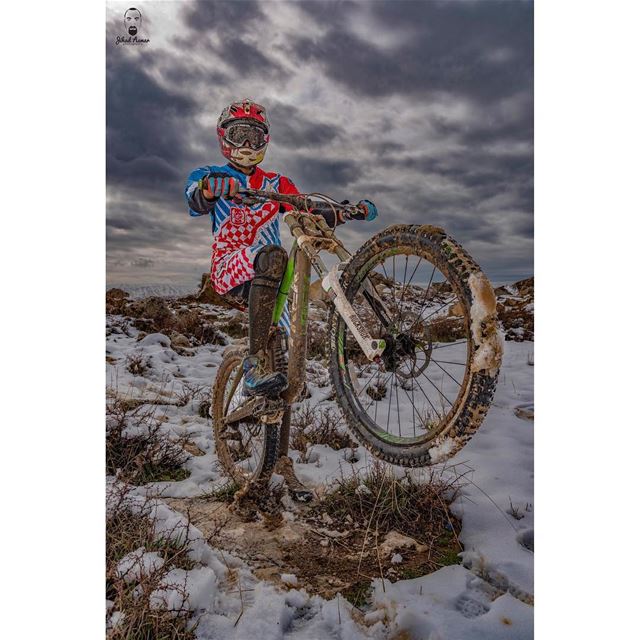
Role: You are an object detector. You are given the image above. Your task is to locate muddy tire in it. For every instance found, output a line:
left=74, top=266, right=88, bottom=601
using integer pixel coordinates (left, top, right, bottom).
left=328, top=224, right=503, bottom=467
left=212, top=347, right=280, bottom=485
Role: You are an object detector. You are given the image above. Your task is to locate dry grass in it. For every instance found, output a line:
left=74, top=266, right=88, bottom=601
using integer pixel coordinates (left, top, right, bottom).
left=321, top=462, right=462, bottom=552
left=126, top=352, right=151, bottom=377
left=306, top=320, right=329, bottom=360
left=106, top=397, right=191, bottom=485
left=426, top=316, right=466, bottom=343
left=119, top=296, right=227, bottom=346
left=284, top=462, right=464, bottom=607
left=290, top=403, right=357, bottom=458
left=106, top=484, right=197, bottom=639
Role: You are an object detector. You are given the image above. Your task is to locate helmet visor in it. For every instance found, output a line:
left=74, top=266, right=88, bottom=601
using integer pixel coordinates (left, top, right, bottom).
left=223, top=122, right=269, bottom=150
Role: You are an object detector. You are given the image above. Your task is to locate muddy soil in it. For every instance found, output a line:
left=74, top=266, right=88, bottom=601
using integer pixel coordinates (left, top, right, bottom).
left=165, top=495, right=461, bottom=608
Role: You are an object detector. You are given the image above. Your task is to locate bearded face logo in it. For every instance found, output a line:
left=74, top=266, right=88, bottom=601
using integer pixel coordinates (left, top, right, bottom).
left=124, top=8, right=142, bottom=36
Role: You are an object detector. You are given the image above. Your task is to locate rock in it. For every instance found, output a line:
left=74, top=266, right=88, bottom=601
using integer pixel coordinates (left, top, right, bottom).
left=493, top=285, right=511, bottom=297
left=309, top=279, right=332, bottom=303
left=379, top=530, right=428, bottom=556
left=496, top=276, right=534, bottom=342
left=196, top=273, right=236, bottom=307
left=170, top=333, right=191, bottom=349
left=513, top=277, right=534, bottom=299
left=138, top=333, right=171, bottom=348
left=448, top=301, right=464, bottom=317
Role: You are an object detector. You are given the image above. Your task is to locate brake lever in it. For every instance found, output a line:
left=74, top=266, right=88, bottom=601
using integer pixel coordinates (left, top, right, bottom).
left=341, top=204, right=363, bottom=220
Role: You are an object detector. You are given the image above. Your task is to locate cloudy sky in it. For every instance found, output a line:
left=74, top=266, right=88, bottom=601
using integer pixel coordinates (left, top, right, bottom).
left=106, top=0, right=533, bottom=287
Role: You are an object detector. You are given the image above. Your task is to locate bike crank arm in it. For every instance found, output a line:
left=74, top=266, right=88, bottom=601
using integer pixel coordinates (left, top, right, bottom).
left=322, top=264, right=386, bottom=361
left=223, top=396, right=285, bottom=426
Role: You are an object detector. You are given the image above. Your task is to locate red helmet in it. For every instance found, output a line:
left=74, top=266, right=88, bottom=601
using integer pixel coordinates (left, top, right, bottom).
left=217, top=99, right=270, bottom=168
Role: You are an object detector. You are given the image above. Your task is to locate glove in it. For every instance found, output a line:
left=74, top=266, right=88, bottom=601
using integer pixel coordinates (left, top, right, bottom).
left=200, top=173, right=240, bottom=200
left=353, top=199, right=378, bottom=221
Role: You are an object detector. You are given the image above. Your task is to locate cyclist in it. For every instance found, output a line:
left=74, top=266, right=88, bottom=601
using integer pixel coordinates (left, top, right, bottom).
left=185, top=99, right=377, bottom=397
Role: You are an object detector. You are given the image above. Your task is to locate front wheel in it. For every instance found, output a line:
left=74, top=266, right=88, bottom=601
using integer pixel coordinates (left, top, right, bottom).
left=328, top=224, right=503, bottom=467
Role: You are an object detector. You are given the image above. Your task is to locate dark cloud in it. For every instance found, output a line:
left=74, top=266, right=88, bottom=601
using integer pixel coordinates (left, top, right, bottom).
left=293, top=0, right=533, bottom=104
left=107, top=50, right=202, bottom=200
left=106, top=0, right=533, bottom=286
left=277, top=156, right=364, bottom=194
left=181, top=0, right=264, bottom=32
left=178, top=0, right=285, bottom=79
left=268, top=102, right=344, bottom=148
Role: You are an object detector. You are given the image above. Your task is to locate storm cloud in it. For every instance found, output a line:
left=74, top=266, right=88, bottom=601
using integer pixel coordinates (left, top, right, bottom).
left=107, top=0, right=533, bottom=285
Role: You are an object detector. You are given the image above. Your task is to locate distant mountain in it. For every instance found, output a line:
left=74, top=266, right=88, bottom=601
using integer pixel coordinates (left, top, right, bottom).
left=107, top=284, right=197, bottom=299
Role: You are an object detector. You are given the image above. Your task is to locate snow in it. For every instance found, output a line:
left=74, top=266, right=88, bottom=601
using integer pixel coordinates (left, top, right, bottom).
left=150, top=566, right=219, bottom=612
left=106, top=306, right=533, bottom=638
left=468, top=271, right=504, bottom=377
left=108, top=283, right=198, bottom=299
left=370, top=566, right=533, bottom=640
left=116, top=547, right=165, bottom=583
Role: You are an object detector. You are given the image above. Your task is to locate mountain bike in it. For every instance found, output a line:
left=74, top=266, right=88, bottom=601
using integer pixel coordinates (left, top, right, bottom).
left=211, top=189, right=503, bottom=490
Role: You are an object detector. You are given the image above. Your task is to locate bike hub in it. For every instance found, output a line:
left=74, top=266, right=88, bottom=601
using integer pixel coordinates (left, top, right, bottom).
left=381, top=332, right=415, bottom=371
left=381, top=331, right=434, bottom=379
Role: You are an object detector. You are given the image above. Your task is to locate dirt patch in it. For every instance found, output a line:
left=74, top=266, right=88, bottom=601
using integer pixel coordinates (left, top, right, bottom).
left=165, top=473, right=461, bottom=608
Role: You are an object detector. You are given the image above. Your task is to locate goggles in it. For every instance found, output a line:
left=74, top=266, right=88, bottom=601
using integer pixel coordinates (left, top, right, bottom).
left=222, top=121, right=269, bottom=150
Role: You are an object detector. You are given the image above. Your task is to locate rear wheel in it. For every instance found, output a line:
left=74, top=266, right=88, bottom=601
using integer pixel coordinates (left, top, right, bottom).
left=212, top=347, right=280, bottom=485
left=328, top=224, right=503, bottom=467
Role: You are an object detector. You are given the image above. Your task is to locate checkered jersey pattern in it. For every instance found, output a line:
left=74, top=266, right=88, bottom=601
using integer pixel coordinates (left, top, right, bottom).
left=186, top=163, right=298, bottom=333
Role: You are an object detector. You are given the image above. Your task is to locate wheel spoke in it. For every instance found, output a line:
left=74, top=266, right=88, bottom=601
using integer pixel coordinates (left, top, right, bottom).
left=405, top=264, right=437, bottom=333
left=412, top=373, right=443, bottom=420
left=420, top=295, right=458, bottom=324
left=431, top=360, right=463, bottom=387
left=361, top=372, right=394, bottom=415
left=396, top=255, right=410, bottom=327
left=422, top=373, right=454, bottom=407
left=380, top=261, right=402, bottom=324
left=386, top=369, right=394, bottom=434
left=431, top=358, right=467, bottom=366
left=431, top=340, right=468, bottom=350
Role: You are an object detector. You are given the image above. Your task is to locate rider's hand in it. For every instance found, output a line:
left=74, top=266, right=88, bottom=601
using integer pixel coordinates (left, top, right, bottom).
left=353, top=199, right=378, bottom=221
left=201, top=174, right=240, bottom=201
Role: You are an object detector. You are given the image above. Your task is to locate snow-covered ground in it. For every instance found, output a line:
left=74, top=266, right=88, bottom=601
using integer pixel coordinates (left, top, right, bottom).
left=106, top=307, right=533, bottom=639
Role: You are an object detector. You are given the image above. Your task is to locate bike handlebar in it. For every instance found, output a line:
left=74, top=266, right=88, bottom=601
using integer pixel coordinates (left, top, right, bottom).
left=235, top=188, right=364, bottom=221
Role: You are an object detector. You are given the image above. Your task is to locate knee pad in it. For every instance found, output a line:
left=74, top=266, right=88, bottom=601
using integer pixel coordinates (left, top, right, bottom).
left=252, top=245, right=288, bottom=288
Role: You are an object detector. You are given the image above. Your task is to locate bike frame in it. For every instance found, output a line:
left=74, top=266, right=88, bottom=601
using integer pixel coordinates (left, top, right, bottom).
left=222, top=192, right=394, bottom=456
left=272, top=210, right=388, bottom=405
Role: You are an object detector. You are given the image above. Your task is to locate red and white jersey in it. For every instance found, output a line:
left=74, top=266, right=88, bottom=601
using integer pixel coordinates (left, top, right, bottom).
left=186, top=163, right=299, bottom=294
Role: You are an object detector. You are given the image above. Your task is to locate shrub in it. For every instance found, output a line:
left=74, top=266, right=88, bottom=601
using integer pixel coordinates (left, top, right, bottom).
left=106, top=484, right=196, bottom=639
left=290, top=403, right=356, bottom=457
left=321, top=462, right=462, bottom=550
left=106, top=397, right=190, bottom=485
left=125, top=352, right=150, bottom=377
